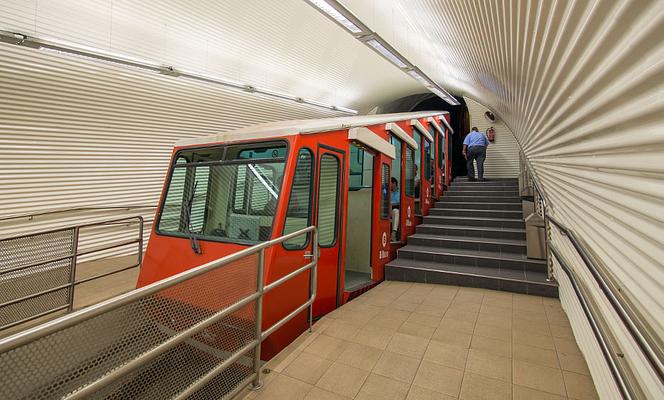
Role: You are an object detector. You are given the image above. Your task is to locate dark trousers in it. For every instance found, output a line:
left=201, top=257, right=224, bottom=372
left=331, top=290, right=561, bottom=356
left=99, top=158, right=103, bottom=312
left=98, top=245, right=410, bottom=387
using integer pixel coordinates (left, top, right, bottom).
left=466, top=146, right=487, bottom=180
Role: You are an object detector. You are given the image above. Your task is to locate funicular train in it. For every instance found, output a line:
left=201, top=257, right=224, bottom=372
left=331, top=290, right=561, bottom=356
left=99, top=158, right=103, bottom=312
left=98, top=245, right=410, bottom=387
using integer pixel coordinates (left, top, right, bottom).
left=137, top=111, right=453, bottom=359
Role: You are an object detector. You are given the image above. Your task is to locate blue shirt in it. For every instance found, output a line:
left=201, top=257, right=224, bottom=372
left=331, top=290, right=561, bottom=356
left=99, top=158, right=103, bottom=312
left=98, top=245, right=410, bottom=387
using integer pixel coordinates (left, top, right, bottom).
left=391, top=191, right=400, bottom=205
left=463, top=131, right=489, bottom=147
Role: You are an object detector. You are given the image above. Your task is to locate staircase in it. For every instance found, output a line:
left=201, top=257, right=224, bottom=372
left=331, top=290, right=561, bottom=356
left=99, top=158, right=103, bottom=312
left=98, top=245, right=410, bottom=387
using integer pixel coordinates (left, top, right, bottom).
left=386, top=177, right=558, bottom=297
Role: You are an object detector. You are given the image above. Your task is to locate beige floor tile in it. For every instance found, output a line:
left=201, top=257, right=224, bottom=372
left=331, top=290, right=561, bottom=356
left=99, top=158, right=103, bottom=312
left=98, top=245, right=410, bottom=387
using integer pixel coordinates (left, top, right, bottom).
left=389, top=300, right=420, bottom=312
left=397, top=293, right=428, bottom=304
left=513, top=329, right=556, bottom=351
left=268, top=347, right=302, bottom=373
left=432, top=326, right=472, bottom=348
left=414, top=303, right=449, bottom=317
left=476, top=313, right=512, bottom=329
left=512, top=309, right=549, bottom=324
left=334, top=308, right=374, bottom=326
left=424, top=340, right=469, bottom=370
left=355, top=373, right=410, bottom=400
left=459, top=371, right=512, bottom=400
left=316, top=362, right=369, bottom=398
left=304, top=334, right=348, bottom=361
left=512, top=300, right=545, bottom=313
left=563, top=370, right=599, bottom=400
left=558, top=351, right=591, bottom=375
left=373, top=351, right=422, bottom=383
left=253, top=374, right=313, bottom=400
left=513, top=360, right=566, bottom=396
left=387, top=332, right=430, bottom=359
left=336, top=341, right=383, bottom=372
left=479, top=303, right=512, bottom=317
left=322, top=318, right=363, bottom=341
left=352, top=323, right=395, bottom=350
left=406, top=385, right=457, bottom=400
left=304, top=386, right=351, bottom=400
left=513, top=343, right=559, bottom=369
left=283, top=352, right=333, bottom=384
left=473, top=322, right=511, bottom=342
left=447, top=303, right=482, bottom=316
left=440, top=316, right=476, bottom=334
left=422, top=294, right=454, bottom=307
left=470, top=335, right=512, bottom=358
left=482, top=294, right=513, bottom=309
left=369, top=313, right=408, bottom=331
left=365, top=295, right=396, bottom=307
left=408, top=311, right=444, bottom=327
left=553, top=337, right=582, bottom=356
left=398, top=321, right=436, bottom=340
left=513, top=318, right=550, bottom=336
left=413, top=360, right=464, bottom=398
left=513, top=294, right=543, bottom=307
left=547, top=311, right=571, bottom=327
left=513, top=384, right=565, bottom=400
left=549, top=323, right=574, bottom=339
left=465, top=349, right=512, bottom=382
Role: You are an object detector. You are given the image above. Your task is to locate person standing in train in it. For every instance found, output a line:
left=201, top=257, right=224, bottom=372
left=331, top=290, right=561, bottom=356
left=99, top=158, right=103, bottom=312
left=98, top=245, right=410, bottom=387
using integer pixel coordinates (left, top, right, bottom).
left=390, top=177, right=400, bottom=241
left=462, top=127, right=490, bottom=181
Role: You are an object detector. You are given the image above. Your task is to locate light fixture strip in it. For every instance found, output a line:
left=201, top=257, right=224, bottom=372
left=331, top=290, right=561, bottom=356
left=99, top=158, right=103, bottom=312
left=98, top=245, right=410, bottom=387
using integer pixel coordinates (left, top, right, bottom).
left=304, top=0, right=459, bottom=106
left=0, top=29, right=358, bottom=115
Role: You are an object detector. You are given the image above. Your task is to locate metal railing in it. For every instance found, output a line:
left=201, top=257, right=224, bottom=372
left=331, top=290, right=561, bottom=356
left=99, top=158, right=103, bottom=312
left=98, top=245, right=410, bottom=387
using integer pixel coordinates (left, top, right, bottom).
left=0, top=225, right=318, bottom=400
left=0, top=216, right=145, bottom=330
left=519, top=153, right=663, bottom=399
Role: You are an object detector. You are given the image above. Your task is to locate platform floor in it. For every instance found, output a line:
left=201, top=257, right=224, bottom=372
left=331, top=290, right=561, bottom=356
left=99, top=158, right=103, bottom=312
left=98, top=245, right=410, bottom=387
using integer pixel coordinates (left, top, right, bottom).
left=242, top=281, right=598, bottom=400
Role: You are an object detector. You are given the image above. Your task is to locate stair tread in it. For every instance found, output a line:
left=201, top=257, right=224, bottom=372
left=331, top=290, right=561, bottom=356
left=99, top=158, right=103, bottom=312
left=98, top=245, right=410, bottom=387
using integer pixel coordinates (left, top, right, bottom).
left=433, top=207, right=521, bottom=213
left=418, top=223, right=526, bottom=233
left=437, top=201, right=522, bottom=206
left=426, top=215, right=524, bottom=223
left=409, top=233, right=526, bottom=246
left=386, top=259, right=555, bottom=285
left=400, top=244, right=546, bottom=264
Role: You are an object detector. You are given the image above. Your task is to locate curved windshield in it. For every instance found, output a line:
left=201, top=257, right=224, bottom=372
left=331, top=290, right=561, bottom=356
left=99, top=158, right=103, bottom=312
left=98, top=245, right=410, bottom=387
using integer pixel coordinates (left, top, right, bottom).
left=157, top=142, right=287, bottom=245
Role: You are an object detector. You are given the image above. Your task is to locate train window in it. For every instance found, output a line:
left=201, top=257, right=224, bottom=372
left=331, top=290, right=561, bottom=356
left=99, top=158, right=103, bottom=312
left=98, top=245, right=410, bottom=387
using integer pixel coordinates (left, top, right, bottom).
left=381, top=163, right=390, bottom=219
left=283, top=149, right=314, bottom=249
left=318, top=154, right=340, bottom=247
left=438, top=131, right=444, bottom=168
left=389, top=135, right=402, bottom=199
left=405, top=147, right=414, bottom=197
left=156, top=142, right=287, bottom=245
left=349, top=144, right=373, bottom=189
left=424, top=138, right=431, bottom=182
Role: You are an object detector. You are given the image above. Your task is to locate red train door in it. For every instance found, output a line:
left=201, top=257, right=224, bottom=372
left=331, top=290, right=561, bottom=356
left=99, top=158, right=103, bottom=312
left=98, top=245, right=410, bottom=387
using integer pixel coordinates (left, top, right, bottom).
left=313, top=145, right=345, bottom=315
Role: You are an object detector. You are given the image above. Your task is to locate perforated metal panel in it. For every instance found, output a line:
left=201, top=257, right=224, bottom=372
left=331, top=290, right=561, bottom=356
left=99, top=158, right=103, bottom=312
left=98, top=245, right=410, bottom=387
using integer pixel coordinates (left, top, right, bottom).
left=0, top=252, right=259, bottom=400
left=0, top=229, right=74, bottom=328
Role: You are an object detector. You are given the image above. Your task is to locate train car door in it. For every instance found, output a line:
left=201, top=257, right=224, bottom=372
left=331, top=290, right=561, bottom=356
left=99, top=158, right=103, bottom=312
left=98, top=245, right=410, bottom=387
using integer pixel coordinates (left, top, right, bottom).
left=314, top=145, right=345, bottom=315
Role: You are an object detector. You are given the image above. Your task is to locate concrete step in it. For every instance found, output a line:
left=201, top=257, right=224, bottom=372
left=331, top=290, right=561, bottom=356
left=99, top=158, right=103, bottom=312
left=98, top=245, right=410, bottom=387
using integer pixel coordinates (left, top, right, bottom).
left=397, top=244, right=547, bottom=272
left=429, top=208, right=523, bottom=220
left=408, top=233, right=526, bottom=255
left=433, top=201, right=522, bottom=211
left=454, top=177, right=518, bottom=183
left=448, top=185, right=519, bottom=192
left=424, top=215, right=525, bottom=229
left=444, top=190, right=520, bottom=198
left=385, top=259, right=557, bottom=297
left=437, top=195, right=521, bottom=203
left=416, top=224, right=526, bottom=241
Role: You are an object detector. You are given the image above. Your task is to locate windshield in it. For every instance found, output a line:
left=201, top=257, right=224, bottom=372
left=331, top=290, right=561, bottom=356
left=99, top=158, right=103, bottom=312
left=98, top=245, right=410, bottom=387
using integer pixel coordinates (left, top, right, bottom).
left=156, top=142, right=287, bottom=244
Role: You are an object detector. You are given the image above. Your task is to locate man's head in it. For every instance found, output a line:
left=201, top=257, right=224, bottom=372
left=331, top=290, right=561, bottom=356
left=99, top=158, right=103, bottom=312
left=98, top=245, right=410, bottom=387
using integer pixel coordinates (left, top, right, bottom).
left=390, top=177, right=398, bottom=191
left=471, top=127, right=478, bottom=132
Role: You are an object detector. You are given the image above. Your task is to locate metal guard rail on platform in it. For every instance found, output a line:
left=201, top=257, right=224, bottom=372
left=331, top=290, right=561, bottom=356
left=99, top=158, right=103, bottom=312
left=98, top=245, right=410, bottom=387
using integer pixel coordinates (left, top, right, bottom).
left=520, top=153, right=663, bottom=399
left=0, top=225, right=318, bottom=400
left=0, top=216, right=145, bottom=330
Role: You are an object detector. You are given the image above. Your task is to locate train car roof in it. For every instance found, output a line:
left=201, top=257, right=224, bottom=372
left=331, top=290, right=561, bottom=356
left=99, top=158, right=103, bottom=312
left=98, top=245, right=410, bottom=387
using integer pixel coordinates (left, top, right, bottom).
left=175, top=111, right=452, bottom=147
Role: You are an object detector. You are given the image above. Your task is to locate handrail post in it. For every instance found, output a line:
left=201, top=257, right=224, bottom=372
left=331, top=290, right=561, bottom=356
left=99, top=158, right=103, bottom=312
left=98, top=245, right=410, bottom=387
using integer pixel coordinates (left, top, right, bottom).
left=137, top=217, right=144, bottom=267
left=251, top=248, right=265, bottom=390
left=309, top=229, right=318, bottom=333
left=68, top=226, right=80, bottom=312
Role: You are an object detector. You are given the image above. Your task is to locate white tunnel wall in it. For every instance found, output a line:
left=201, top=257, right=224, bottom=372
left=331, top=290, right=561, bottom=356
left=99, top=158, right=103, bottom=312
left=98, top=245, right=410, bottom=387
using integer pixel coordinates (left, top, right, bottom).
left=339, top=0, right=664, bottom=397
left=0, top=42, right=344, bottom=256
left=464, top=97, right=520, bottom=178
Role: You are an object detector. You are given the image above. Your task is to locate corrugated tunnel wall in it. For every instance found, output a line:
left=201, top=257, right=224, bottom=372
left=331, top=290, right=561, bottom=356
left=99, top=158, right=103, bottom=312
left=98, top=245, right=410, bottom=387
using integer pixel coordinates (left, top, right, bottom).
left=0, top=0, right=662, bottom=397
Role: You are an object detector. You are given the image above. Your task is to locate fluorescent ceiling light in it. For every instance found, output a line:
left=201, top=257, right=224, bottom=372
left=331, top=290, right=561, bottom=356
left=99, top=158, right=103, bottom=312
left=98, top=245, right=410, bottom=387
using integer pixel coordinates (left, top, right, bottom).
left=1, top=29, right=358, bottom=114
left=407, top=70, right=429, bottom=85
left=366, top=39, right=408, bottom=69
left=307, top=0, right=363, bottom=34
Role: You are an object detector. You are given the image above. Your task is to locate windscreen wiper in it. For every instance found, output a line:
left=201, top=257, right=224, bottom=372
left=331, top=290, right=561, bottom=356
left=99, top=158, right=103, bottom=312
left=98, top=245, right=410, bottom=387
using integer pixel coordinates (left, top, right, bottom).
left=183, top=180, right=202, bottom=254
left=248, top=164, right=278, bottom=199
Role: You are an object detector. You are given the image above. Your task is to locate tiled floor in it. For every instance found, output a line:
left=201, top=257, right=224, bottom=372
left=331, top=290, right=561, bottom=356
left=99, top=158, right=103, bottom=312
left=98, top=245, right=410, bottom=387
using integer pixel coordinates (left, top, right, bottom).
left=242, top=281, right=598, bottom=400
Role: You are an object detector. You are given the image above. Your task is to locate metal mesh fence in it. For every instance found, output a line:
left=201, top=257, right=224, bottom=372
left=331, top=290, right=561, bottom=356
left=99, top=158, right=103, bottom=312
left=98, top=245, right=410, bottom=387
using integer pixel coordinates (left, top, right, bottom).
left=0, top=229, right=74, bottom=328
left=0, top=252, right=259, bottom=400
